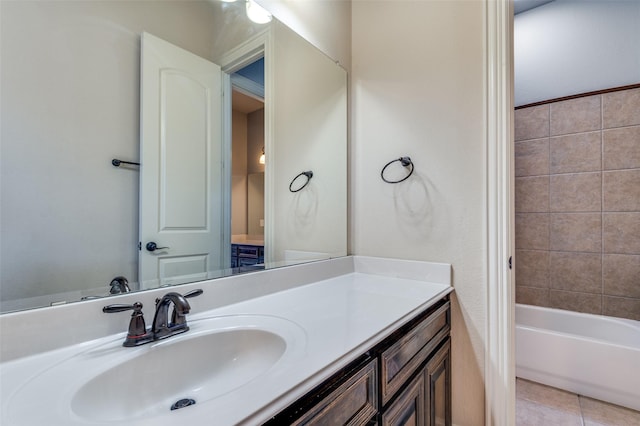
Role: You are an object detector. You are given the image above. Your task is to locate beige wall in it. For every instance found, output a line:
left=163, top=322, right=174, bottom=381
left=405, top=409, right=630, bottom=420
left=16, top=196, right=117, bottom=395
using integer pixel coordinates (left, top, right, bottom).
left=248, top=173, right=265, bottom=236
left=248, top=109, right=266, bottom=175
left=248, top=109, right=265, bottom=236
left=232, top=110, right=249, bottom=235
left=515, top=87, right=640, bottom=321
left=351, top=1, right=487, bottom=424
left=232, top=107, right=265, bottom=237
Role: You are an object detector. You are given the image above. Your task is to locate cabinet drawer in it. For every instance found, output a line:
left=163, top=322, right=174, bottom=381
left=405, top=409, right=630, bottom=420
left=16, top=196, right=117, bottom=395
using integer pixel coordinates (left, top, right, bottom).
left=380, top=302, right=450, bottom=404
left=238, top=245, right=260, bottom=258
left=239, top=257, right=261, bottom=266
left=293, top=359, right=378, bottom=426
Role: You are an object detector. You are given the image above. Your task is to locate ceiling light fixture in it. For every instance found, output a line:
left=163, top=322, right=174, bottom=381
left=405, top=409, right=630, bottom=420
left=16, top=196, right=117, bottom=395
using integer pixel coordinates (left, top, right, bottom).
left=219, top=0, right=272, bottom=25
left=246, top=0, right=272, bottom=24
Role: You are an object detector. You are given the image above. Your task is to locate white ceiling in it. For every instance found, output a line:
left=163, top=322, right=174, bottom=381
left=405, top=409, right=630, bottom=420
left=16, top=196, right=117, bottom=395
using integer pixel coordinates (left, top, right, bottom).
left=514, top=0, right=555, bottom=14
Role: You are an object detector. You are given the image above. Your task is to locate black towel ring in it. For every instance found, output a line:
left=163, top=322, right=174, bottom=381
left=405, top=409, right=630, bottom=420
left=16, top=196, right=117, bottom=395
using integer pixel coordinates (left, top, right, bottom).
left=381, top=157, right=414, bottom=183
left=289, top=171, right=313, bottom=192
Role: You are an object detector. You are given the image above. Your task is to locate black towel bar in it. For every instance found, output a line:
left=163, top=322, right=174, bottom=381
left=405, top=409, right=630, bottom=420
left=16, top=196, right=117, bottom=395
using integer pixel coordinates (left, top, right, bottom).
left=112, top=158, right=140, bottom=167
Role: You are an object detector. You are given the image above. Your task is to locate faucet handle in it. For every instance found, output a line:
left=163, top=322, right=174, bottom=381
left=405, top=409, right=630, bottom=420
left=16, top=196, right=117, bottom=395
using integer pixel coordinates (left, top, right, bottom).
left=183, top=289, right=204, bottom=299
left=156, top=288, right=203, bottom=305
left=103, top=302, right=154, bottom=347
left=103, top=303, right=139, bottom=313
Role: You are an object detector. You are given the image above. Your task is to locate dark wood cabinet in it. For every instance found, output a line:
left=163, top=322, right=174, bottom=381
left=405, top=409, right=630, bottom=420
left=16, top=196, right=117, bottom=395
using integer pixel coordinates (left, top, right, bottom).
left=230, top=243, right=264, bottom=270
left=424, top=340, right=451, bottom=426
left=292, top=360, right=378, bottom=426
left=378, top=301, right=451, bottom=426
left=381, top=373, right=424, bottom=426
left=382, top=338, right=451, bottom=426
left=265, top=297, right=451, bottom=426
left=380, top=303, right=450, bottom=405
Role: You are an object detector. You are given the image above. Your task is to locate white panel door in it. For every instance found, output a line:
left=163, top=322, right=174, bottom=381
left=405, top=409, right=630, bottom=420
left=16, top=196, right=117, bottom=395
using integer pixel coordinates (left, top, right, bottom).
left=139, top=32, right=223, bottom=289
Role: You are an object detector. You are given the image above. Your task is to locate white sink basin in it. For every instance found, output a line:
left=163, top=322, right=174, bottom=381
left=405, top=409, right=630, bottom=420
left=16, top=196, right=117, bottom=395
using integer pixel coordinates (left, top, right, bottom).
left=72, top=328, right=285, bottom=421
left=4, top=315, right=305, bottom=425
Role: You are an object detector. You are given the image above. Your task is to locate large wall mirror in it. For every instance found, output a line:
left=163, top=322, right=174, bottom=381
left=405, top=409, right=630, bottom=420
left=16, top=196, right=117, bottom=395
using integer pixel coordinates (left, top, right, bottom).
left=0, top=0, right=347, bottom=313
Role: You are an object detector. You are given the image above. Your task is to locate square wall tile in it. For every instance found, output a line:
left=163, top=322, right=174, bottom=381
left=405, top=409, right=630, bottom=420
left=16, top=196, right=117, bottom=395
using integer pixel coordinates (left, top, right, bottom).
left=516, top=213, right=550, bottom=250
left=603, top=296, right=640, bottom=321
left=515, top=138, right=550, bottom=177
left=516, top=176, right=549, bottom=213
left=550, top=131, right=601, bottom=174
left=515, top=105, right=549, bottom=141
left=603, top=213, right=640, bottom=255
left=549, top=252, right=601, bottom=294
left=549, top=290, right=602, bottom=315
left=515, top=250, right=549, bottom=288
left=603, top=169, right=640, bottom=212
left=516, top=286, right=549, bottom=307
left=550, top=213, right=601, bottom=253
left=602, top=87, right=640, bottom=129
left=603, top=254, right=640, bottom=298
left=603, top=126, right=640, bottom=170
left=550, top=173, right=601, bottom=212
left=550, top=95, right=601, bottom=136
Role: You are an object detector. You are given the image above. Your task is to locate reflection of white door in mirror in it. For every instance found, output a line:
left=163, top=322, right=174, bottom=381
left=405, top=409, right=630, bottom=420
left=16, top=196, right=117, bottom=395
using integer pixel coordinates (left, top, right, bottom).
left=139, top=33, right=225, bottom=289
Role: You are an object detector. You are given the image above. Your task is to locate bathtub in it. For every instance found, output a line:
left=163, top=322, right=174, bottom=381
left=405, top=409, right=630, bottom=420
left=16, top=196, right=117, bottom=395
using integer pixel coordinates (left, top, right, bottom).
left=516, top=304, right=640, bottom=411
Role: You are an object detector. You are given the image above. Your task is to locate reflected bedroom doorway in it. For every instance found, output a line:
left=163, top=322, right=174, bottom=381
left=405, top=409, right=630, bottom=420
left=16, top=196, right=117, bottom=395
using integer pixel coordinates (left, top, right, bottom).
left=230, top=58, right=266, bottom=272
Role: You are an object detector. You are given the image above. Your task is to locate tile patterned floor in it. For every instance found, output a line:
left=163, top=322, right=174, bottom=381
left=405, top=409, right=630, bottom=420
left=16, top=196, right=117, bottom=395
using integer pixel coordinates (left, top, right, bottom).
left=516, top=378, right=640, bottom=426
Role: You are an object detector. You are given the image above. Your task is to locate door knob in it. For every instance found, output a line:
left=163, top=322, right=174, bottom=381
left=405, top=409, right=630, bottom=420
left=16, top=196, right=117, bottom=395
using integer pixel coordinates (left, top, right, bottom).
left=146, top=242, right=169, bottom=252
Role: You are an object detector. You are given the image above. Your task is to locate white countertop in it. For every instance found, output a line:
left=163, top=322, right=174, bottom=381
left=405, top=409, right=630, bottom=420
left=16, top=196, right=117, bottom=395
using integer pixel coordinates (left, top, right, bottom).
left=0, top=256, right=452, bottom=426
left=231, top=235, right=264, bottom=246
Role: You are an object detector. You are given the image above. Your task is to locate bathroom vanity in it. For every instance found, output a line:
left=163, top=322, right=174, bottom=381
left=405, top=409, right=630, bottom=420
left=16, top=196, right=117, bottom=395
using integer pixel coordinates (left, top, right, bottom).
left=266, top=297, right=451, bottom=425
left=0, top=256, right=452, bottom=425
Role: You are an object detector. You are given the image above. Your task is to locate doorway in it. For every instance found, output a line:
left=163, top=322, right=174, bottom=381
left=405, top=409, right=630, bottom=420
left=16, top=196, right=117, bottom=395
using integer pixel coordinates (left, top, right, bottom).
left=230, top=58, right=266, bottom=272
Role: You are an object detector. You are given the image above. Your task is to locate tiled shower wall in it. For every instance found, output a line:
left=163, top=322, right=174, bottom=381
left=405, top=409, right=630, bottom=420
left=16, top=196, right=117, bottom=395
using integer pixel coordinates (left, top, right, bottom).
left=514, top=87, right=640, bottom=321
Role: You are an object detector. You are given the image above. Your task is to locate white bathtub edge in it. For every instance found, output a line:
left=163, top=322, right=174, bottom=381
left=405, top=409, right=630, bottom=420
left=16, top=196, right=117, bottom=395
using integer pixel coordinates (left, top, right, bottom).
left=516, top=304, right=640, bottom=413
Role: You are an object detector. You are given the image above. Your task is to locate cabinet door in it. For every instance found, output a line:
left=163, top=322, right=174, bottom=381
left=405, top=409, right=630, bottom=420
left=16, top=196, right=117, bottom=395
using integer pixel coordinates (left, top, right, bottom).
left=293, top=360, right=378, bottom=426
left=425, top=340, right=451, bottom=426
left=381, top=373, right=424, bottom=426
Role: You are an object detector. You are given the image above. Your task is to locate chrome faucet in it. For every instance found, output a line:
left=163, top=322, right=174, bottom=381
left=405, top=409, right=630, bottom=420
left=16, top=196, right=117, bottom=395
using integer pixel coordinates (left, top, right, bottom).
left=103, top=289, right=203, bottom=347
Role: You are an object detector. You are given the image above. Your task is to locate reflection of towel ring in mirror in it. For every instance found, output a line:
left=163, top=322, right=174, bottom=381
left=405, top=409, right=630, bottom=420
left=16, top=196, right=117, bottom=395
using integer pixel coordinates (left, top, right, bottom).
left=381, top=157, right=414, bottom=183
left=289, top=171, right=313, bottom=192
